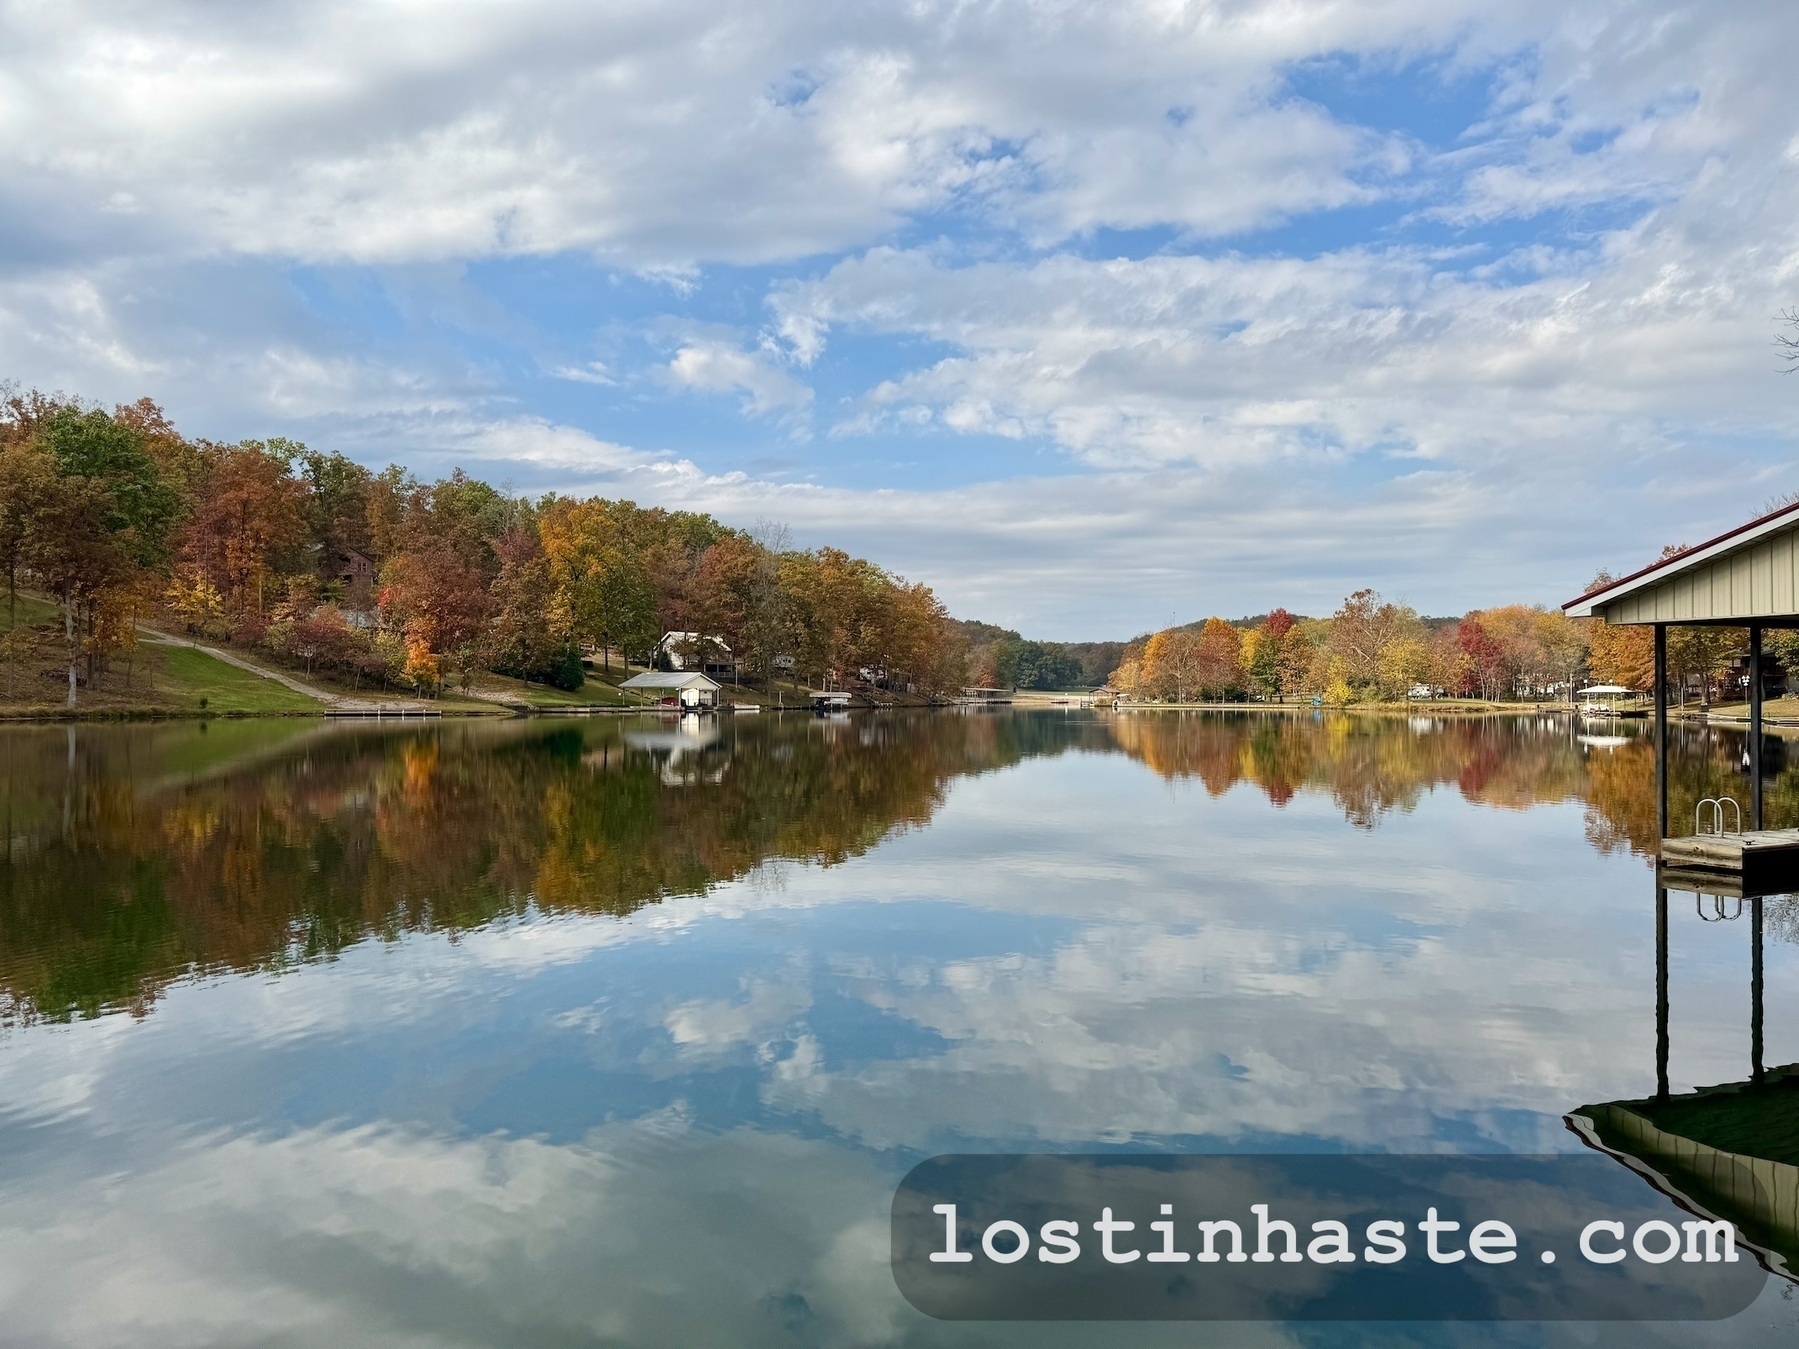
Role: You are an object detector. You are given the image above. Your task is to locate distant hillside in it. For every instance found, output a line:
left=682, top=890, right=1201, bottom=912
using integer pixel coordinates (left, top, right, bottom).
left=951, top=610, right=1460, bottom=691
left=951, top=619, right=1124, bottom=689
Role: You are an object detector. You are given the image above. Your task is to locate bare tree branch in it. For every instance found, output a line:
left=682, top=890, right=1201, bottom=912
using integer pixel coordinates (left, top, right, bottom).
left=1778, top=308, right=1799, bottom=372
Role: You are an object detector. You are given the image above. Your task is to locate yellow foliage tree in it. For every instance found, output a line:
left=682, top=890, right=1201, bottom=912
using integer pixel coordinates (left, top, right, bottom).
left=1588, top=620, right=1654, bottom=691
left=1377, top=636, right=1432, bottom=700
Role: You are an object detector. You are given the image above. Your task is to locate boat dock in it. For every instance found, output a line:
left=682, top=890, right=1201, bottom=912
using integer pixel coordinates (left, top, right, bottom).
left=1661, top=827, right=1799, bottom=886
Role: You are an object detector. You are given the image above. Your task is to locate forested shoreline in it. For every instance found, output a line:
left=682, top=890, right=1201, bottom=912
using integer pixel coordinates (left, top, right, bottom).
left=0, top=390, right=963, bottom=706
left=1101, top=583, right=1794, bottom=707
left=0, top=385, right=1768, bottom=714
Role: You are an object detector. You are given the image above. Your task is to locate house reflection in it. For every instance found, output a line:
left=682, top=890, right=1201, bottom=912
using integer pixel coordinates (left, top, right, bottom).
left=1570, top=868, right=1799, bottom=1282
left=625, top=714, right=729, bottom=787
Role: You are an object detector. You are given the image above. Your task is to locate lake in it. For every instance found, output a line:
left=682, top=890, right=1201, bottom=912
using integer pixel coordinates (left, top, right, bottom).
left=1, top=709, right=1796, bottom=1346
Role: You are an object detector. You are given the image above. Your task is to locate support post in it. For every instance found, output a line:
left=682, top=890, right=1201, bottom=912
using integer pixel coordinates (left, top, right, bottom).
left=1749, top=623, right=1764, bottom=831
left=1753, top=895, right=1765, bottom=1085
left=1656, top=883, right=1670, bottom=1102
left=1655, top=624, right=1668, bottom=843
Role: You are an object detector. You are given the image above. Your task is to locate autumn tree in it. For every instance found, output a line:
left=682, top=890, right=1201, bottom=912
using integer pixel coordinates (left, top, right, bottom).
left=27, top=407, right=179, bottom=704
left=778, top=547, right=906, bottom=687
left=1581, top=573, right=1653, bottom=691
left=1245, top=608, right=1296, bottom=700
left=1667, top=626, right=1744, bottom=708
left=1110, top=654, right=1146, bottom=698
left=1535, top=610, right=1591, bottom=702
left=1476, top=605, right=1579, bottom=698
left=1588, top=621, right=1654, bottom=691
left=886, top=580, right=962, bottom=694
left=113, top=398, right=205, bottom=504
left=0, top=438, right=53, bottom=626
left=1194, top=617, right=1245, bottom=699
left=689, top=533, right=761, bottom=680
left=379, top=540, right=493, bottom=694
left=1328, top=590, right=1424, bottom=697
left=1377, top=636, right=1432, bottom=700
left=364, top=466, right=413, bottom=561
left=1457, top=616, right=1507, bottom=700
left=1277, top=624, right=1316, bottom=696
left=179, top=441, right=307, bottom=618
left=485, top=522, right=582, bottom=689
left=539, top=498, right=660, bottom=670
left=426, top=470, right=517, bottom=578
left=1140, top=627, right=1203, bottom=701
left=1428, top=627, right=1471, bottom=698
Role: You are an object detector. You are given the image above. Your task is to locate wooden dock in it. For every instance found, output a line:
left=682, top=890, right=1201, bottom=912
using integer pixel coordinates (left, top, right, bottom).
left=1660, top=828, right=1799, bottom=886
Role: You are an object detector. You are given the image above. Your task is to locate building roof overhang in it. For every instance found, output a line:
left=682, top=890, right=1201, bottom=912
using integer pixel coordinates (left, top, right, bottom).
left=1563, top=499, right=1799, bottom=619
left=620, top=671, right=722, bottom=691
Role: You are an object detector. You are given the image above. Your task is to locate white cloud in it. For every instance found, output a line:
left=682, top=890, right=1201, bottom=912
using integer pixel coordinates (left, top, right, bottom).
left=665, top=338, right=814, bottom=421
left=0, top=0, right=1477, bottom=269
left=0, top=1, right=1796, bottom=631
left=547, top=360, right=616, bottom=385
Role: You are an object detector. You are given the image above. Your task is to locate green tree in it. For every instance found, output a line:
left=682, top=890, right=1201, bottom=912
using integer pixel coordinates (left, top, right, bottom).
left=41, top=407, right=181, bottom=562
left=486, top=524, right=583, bottom=689
left=540, top=498, right=660, bottom=670
left=29, top=408, right=179, bottom=705
left=300, top=449, right=374, bottom=564
left=0, top=439, right=54, bottom=627
left=1668, top=626, right=1745, bottom=708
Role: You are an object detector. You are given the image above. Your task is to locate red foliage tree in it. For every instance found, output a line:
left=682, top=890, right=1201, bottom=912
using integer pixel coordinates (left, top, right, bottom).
left=1457, top=616, right=1508, bottom=700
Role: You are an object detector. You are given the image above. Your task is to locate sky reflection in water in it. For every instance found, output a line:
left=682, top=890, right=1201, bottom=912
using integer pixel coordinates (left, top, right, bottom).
left=0, top=710, right=1796, bottom=1347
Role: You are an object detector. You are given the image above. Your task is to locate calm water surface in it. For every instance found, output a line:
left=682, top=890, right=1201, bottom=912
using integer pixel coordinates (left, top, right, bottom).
left=1, top=710, right=1797, bottom=1346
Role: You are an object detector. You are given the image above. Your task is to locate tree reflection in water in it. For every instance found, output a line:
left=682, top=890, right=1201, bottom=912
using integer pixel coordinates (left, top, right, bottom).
left=0, top=709, right=1785, bottom=1024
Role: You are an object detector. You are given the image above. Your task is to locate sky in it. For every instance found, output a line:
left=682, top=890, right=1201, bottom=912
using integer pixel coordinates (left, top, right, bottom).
left=1, top=1, right=1797, bottom=639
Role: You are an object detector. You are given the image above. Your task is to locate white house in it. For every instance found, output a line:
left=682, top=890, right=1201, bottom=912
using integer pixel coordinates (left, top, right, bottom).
left=656, top=632, right=736, bottom=677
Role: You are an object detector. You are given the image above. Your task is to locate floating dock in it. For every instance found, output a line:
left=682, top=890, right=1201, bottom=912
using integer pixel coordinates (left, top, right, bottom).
left=1660, top=828, right=1799, bottom=887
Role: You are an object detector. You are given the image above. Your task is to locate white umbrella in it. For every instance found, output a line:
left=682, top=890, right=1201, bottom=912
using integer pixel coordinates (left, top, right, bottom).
left=1576, top=684, right=1633, bottom=695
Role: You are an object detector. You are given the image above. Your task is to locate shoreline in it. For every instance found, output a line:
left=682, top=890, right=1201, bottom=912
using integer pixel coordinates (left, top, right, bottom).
left=8, top=697, right=1781, bottom=726
left=1012, top=692, right=1583, bottom=717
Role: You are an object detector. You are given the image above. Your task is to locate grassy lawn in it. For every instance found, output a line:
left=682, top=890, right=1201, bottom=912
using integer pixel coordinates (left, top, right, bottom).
left=151, top=644, right=322, bottom=714
left=1707, top=696, right=1799, bottom=720
left=521, top=682, right=632, bottom=707
left=0, top=592, right=60, bottom=632
left=472, top=669, right=636, bottom=707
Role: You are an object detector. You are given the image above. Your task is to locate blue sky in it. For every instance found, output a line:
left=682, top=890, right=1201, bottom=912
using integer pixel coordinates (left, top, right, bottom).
left=1, top=0, right=1796, bottom=637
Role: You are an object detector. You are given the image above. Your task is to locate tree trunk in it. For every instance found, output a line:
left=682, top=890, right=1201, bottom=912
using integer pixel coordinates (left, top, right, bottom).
left=63, top=589, right=77, bottom=708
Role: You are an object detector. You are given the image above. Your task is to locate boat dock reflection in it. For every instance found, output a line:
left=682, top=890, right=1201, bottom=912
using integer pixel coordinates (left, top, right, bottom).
left=1570, top=866, right=1796, bottom=1279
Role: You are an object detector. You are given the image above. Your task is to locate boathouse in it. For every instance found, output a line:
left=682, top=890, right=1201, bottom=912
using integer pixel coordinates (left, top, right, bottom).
left=1565, top=501, right=1799, bottom=1267
left=620, top=670, right=722, bottom=709
left=1565, top=498, right=1799, bottom=843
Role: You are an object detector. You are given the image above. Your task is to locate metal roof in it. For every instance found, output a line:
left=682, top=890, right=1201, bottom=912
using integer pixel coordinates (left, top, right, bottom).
left=1563, top=499, right=1799, bottom=622
left=619, top=671, right=722, bottom=690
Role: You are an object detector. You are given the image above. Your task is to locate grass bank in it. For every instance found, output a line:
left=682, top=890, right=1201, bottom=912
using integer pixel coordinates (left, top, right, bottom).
left=0, top=600, right=328, bottom=719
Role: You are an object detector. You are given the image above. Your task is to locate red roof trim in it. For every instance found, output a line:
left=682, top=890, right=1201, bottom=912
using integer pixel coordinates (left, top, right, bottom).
left=1563, top=498, right=1799, bottom=611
